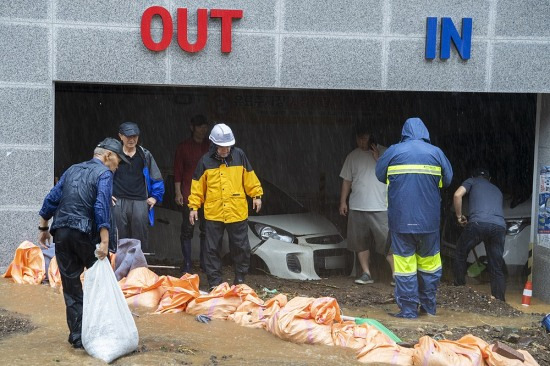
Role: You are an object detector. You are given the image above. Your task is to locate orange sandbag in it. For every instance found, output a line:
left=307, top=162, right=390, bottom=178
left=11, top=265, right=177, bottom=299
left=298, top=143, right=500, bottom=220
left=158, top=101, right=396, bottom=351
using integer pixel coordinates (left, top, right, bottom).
left=229, top=293, right=289, bottom=328
left=332, top=321, right=395, bottom=351
left=437, top=335, right=487, bottom=366
left=119, top=267, right=166, bottom=308
left=456, top=334, right=538, bottom=366
left=310, top=297, right=341, bottom=324
left=227, top=293, right=265, bottom=328
left=154, top=274, right=200, bottom=314
left=413, top=336, right=478, bottom=366
left=2, top=241, right=45, bottom=284
left=47, top=256, right=62, bottom=289
left=185, top=283, right=258, bottom=320
left=266, top=297, right=337, bottom=346
left=357, top=343, right=415, bottom=365
left=413, top=335, right=539, bottom=366
left=261, top=293, right=288, bottom=319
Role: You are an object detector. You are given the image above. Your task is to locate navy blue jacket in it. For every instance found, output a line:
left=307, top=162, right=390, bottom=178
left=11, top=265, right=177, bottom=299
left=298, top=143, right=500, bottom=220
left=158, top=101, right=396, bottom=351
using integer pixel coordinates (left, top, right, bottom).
left=40, top=158, right=113, bottom=238
left=375, top=118, right=453, bottom=233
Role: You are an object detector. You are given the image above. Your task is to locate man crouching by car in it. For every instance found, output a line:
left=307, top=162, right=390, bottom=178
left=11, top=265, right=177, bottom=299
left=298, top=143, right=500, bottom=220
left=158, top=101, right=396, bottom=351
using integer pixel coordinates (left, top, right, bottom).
left=453, top=168, right=507, bottom=301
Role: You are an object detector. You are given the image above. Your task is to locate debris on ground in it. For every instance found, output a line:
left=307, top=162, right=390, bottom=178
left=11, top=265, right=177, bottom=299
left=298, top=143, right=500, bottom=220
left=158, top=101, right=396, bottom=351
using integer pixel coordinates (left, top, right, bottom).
left=195, top=314, right=211, bottom=324
left=0, top=308, right=35, bottom=340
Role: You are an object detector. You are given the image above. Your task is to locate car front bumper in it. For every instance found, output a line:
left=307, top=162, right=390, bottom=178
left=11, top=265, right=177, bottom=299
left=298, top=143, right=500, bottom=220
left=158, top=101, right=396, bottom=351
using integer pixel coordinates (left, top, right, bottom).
left=253, top=237, right=348, bottom=280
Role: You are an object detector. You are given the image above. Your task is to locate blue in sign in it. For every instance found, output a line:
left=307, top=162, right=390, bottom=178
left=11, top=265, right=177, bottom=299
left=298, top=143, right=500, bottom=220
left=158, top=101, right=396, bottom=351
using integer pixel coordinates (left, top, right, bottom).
left=426, top=17, right=472, bottom=60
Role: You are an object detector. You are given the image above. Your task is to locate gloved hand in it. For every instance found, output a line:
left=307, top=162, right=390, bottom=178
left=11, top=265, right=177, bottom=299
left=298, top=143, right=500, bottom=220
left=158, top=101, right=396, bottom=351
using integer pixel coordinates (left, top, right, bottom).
left=195, top=314, right=211, bottom=324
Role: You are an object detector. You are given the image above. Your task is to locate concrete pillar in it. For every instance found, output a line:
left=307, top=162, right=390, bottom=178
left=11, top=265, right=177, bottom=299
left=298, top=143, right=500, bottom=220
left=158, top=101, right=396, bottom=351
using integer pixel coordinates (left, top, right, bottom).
left=0, top=2, right=54, bottom=271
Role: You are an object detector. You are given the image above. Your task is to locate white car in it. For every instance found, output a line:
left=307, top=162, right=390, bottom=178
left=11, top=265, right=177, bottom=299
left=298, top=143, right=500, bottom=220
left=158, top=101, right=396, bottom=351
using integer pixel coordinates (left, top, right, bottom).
left=149, top=176, right=349, bottom=280
left=441, top=196, right=531, bottom=276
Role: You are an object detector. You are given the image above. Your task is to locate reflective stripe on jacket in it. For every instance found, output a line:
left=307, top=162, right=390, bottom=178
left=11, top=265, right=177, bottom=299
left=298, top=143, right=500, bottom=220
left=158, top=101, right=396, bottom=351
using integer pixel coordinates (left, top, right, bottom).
left=375, top=118, right=453, bottom=233
left=387, top=164, right=443, bottom=188
left=188, top=146, right=263, bottom=223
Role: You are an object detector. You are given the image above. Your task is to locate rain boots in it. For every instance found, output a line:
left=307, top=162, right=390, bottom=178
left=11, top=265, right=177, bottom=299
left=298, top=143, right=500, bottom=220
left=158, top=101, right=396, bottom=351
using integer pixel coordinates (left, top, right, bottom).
left=233, top=272, right=245, bottom=285
left=181, top=239, right=192, bottom=274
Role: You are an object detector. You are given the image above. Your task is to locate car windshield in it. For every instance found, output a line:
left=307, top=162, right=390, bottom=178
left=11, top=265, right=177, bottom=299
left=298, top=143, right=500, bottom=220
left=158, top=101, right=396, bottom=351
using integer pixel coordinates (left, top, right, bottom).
left=248, top=179, right=308, bottom=216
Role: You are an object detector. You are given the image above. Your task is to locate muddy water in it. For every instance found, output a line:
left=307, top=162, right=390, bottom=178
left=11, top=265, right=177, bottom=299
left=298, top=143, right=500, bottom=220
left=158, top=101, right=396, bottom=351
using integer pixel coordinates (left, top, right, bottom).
left=0, top=278, right=358, bottom=365
left=342, top=282, right=550, bottom=330
left=1, top=278, right=548, bottom=365
left=343, top=304, right=544, bottom=330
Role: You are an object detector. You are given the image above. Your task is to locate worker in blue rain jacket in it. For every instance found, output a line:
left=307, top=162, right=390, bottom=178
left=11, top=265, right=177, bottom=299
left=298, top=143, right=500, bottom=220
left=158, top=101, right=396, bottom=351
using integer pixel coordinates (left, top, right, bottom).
left=375, top=117, right=453, bottom=318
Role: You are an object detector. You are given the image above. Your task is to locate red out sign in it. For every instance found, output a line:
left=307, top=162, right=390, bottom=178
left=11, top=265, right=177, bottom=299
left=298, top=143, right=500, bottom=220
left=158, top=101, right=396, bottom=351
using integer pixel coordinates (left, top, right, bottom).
left=141, top=7, right=243, bottom=53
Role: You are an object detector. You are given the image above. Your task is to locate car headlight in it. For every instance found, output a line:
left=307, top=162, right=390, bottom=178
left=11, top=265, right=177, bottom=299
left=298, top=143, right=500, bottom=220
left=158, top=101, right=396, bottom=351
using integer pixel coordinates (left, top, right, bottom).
left=251, top=223, right=295, bottom=243
left=506, top=219, right=530, bottom=235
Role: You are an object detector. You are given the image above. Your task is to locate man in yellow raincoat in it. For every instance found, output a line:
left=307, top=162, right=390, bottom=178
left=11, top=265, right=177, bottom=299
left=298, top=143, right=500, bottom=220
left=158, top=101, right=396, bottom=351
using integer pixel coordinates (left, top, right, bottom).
left=189, top=123, right=263, bottom=289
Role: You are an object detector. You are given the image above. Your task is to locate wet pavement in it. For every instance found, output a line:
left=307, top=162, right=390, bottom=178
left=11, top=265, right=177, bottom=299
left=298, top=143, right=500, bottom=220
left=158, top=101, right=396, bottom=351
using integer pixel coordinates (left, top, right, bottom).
left=0, top=278, right=358, bottom=365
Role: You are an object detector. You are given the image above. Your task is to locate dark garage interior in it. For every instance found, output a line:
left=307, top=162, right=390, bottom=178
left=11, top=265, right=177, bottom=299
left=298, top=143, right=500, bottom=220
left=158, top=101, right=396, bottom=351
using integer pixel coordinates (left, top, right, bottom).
left=54, top=83, right=537, bottom=268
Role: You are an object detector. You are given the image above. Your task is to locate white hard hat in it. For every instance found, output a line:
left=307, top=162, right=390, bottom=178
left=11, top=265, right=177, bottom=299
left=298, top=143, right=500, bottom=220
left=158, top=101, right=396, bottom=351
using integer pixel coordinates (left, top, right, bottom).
left=209, top=123, right=235, bottom=147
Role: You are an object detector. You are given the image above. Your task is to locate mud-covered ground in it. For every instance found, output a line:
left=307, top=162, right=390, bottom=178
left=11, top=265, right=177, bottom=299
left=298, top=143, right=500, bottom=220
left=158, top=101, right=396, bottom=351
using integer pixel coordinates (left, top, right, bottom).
left=181, top=264, right=550, bottom=365
left=1, top=264, right=549, bottom=365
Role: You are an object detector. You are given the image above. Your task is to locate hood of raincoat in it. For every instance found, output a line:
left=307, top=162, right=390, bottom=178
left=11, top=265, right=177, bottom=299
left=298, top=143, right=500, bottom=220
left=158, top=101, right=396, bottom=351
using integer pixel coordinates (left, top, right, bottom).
left=400, top=117, right=431, bottom=143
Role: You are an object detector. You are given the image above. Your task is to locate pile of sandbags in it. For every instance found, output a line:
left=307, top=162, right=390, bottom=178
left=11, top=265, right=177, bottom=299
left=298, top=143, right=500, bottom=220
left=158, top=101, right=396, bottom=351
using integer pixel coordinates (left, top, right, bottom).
left=2, top=241, right=539, bottom=366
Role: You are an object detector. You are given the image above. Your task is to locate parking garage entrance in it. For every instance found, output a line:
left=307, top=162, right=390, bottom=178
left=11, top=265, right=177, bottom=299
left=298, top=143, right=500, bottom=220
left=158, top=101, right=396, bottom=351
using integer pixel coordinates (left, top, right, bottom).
left=55, top=83, right=537, bottom=277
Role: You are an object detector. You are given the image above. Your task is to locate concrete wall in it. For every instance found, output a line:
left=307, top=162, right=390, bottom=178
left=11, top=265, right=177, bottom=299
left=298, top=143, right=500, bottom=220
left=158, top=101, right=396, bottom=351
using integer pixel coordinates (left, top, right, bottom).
left=1, top=0, right=550, bottom=270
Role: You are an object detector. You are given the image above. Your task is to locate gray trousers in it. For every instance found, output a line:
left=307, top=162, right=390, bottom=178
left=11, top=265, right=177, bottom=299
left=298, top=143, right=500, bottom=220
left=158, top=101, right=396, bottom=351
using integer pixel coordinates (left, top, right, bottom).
left=113, top=197, right=149, bottom=252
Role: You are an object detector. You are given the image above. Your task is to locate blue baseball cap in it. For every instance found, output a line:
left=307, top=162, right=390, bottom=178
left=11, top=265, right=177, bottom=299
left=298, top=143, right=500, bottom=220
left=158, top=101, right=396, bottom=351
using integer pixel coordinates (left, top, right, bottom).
left=119, top=122, right=140, bottom=136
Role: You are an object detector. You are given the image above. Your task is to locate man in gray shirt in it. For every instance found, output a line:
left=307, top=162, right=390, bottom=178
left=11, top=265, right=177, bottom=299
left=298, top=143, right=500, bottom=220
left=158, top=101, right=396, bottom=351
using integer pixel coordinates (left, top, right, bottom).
left=453, top=168, right=507, bottom=301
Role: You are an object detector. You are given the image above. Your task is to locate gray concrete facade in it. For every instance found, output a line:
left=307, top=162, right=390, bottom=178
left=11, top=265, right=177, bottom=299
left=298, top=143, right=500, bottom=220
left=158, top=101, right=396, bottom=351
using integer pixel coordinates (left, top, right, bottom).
left=1, top=0, right=549, bottom=299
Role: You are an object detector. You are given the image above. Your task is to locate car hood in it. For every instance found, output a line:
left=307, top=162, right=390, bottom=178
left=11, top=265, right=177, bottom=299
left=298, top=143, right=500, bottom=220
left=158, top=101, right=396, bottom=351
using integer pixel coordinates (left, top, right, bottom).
left=249, top=213, right=338, bottom=236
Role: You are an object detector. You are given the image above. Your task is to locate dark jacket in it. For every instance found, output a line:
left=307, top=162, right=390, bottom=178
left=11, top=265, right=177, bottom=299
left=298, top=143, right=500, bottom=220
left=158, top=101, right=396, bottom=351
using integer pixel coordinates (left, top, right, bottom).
left=40, top=159, right=113, bottom=240
left=375, top=118, right=453, bottom=233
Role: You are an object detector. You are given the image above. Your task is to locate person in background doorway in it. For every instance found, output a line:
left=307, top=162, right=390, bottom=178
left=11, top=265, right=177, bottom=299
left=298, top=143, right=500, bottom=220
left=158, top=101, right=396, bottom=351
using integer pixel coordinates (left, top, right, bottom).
left=453, top=168, right=507, bottom=301
left=188, top=123, right=263, bottom=289
left=339, top=126, right=395, bottom=285
left=113, top=122, right=165, bottom=252
left=173, top=114, right=210, bottom=273
left=375, top=117, right=453, bottom=318
left=37, top=138, right=128, bottom=349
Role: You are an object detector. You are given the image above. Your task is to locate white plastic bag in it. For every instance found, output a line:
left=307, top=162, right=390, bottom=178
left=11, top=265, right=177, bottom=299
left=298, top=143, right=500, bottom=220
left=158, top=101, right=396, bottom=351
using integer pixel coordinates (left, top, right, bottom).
left=82, top=257, right=139, bottom=363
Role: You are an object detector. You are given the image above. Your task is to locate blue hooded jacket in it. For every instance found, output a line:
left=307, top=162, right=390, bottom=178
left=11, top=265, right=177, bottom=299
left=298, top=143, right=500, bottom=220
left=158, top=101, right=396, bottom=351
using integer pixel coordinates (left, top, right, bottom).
left=137, top=146, right=165, bottom=226
left=375, top=118, right=453, bottom=233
